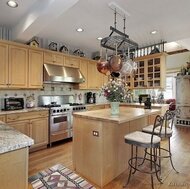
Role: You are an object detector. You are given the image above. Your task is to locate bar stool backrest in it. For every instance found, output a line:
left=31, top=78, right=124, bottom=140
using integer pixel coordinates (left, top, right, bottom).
left=151, top=115, right=164, bottom=144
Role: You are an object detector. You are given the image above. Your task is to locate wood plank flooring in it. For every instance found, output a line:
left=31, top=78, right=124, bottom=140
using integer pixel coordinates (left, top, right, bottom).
left=28, top=125, right=190, bottom=189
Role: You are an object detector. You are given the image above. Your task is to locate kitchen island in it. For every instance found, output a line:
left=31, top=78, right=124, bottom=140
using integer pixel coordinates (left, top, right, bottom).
left=72, top=107, right=160, bottom=188
left=0, top=121, right=34, bottom=189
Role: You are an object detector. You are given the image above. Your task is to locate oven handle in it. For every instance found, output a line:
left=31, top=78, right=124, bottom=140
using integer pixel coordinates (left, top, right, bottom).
left=51, top=130, right=70, bottom=135
left=50, top=113, right=70, bottom=116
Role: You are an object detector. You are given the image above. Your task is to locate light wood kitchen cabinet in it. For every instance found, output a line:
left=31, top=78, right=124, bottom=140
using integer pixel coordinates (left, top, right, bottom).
left=8, top=120, right=30, bottom=136
left=9, top=45, right=28, bottom=88
left=0, top=44, right=28, bottom=88
left=0, top=43, right=8, bottom=88
left=0, top=115, right=5, bottom=122
left=87, top=104, right=109, bottom=111
left=28, top=49, right=43, bottom=89
left=133, top=52, right=167, bottom=89
left=6, top=110, right=49, bottom=151
left=44, top=51, right=64, bottom=65
left=64, top=54, right=80, bottom=68
left=88, top=60, right=104, bottom=89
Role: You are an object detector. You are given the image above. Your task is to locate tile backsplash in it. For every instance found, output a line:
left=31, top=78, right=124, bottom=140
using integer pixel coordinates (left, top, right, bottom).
left=0, top=84, right=106, bottom=109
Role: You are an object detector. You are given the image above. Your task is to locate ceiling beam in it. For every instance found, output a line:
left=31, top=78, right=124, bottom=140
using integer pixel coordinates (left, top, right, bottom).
left=11, top=0, right=79, bottom=43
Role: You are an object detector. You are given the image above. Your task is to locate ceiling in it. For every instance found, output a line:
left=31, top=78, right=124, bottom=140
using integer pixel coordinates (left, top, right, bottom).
left=1, top=0, right=190, bottom=55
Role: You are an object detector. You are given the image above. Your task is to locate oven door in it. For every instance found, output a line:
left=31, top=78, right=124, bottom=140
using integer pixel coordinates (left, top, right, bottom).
left=50, top=113, right=71, bottom=144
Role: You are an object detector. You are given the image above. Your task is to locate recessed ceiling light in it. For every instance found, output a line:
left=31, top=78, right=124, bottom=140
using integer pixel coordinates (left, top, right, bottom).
left=150, top=30, right=158, bottom=34
left=97, top=37, right=103, bottom=40
left=7, top=1, right=18, bottom=8
left=76, top=28, right=84, bottom=32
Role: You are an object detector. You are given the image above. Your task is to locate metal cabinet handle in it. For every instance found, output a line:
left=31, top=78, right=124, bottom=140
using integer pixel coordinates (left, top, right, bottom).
left=39, top=113, right=48, bottom=117
left=8, top=116, right=20, bottom=120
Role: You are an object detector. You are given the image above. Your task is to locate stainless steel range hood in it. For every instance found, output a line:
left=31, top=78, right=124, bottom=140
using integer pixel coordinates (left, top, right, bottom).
left=43, top=63, right=85, bottom=83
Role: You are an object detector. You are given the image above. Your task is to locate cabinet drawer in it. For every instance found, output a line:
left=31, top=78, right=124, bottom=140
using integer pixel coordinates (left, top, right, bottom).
left=64, top=58, right=79, bottom=68
left=6, top=110, right=49, bottom=122
left=87, top=105, right=105, bottom=111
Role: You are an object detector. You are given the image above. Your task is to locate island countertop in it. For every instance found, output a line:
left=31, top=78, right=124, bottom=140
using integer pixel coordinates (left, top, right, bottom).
left=73, top=107, right=160, bottom=124
left=0, top=121, right=34, bottom=154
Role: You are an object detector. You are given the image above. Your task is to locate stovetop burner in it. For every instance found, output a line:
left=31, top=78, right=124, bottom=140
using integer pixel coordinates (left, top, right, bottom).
left=42, top=104, right=61, bottom=108
left=69, top=103, right=83, bottom=106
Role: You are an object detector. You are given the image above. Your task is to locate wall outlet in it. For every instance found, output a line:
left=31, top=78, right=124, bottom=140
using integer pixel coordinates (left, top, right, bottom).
left=93, top=131, right=99, bottom=137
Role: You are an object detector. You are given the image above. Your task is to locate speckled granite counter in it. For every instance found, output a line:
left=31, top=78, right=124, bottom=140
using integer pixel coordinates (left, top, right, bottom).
left=0, top=107, right=49, bottom=115
left=0, top=121, right=34, bottom=154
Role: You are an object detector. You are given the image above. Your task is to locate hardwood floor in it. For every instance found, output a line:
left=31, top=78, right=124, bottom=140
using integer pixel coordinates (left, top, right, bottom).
left=28, top=125, right=190, bottom=189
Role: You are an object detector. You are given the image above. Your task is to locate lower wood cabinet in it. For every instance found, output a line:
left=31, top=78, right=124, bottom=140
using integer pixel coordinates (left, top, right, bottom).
left=0, top=115, right=5, bottom=122
left=87, top=104, right=110, bottom=111
left=6, top=110, right=49, bottom=152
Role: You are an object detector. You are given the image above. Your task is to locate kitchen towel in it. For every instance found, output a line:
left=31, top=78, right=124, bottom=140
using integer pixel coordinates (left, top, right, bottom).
left=29, top=164, right=96, bottom=189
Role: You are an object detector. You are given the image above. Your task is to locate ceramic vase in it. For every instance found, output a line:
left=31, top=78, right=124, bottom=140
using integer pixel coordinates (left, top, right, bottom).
left=110, top=102, right=120, bottom=118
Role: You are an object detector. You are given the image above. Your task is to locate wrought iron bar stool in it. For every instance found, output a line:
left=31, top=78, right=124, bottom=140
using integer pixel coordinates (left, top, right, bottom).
left=141, top=110, right=179, bottom=178
left=123, top=115, right=164, bottom=189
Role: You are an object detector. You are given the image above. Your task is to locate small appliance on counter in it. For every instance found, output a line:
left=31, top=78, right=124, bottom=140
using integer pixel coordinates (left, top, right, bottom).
left=139, top=94, right=151, bottom=109
left=86, top=92, right=96, bottom=104
left=1, top=97, right=24, bottom=111
left=26, top=95, right=35, bottom=108
left=144, top=96, right=151, bottom=109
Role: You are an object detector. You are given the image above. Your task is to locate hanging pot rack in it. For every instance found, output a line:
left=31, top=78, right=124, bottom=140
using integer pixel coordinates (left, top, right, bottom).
left=100, top=10, right=138, bottom=54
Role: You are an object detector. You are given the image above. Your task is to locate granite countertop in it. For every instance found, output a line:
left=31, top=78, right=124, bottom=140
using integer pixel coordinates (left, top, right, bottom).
left=0, top=121, right=34, bottom=154
left=73, top=107, right=160, bottom=124
left=0, top=107, right=49, bottom=115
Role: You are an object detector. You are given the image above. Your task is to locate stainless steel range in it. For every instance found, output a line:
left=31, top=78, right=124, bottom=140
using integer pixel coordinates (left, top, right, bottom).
left=38, top=95, right=86, bottom=146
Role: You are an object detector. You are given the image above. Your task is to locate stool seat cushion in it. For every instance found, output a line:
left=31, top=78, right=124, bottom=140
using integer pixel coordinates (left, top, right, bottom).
left=124, top=131, right=161, bottom=148
left=142, top=125, right=173, bottom=135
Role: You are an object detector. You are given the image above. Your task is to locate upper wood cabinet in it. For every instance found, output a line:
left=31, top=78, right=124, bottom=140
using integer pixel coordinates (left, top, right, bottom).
left=128, top=52, right=167, bottom=89
left=87, top=60, right=104, bottom=90
left=0, top=44, right=28, bottom=89
left=8, top=45, right=28, bottom=88
left=0, top=43, right=8, bottom=88
left=44, top=51, right=64, bottom=65
left=64, top=55, right=80, bottom=68
left=28, top=49, right=43, bottom=89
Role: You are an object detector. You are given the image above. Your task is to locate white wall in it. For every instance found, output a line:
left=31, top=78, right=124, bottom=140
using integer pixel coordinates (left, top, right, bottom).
left=166, top=51, right=190, bottom=70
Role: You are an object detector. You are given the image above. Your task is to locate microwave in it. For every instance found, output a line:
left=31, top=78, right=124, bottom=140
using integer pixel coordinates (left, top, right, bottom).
left=1, top=97, right=24, bottom=111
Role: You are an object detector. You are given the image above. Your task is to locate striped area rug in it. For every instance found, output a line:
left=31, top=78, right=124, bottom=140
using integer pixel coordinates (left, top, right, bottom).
left=28, top=164, right=96, bottom=189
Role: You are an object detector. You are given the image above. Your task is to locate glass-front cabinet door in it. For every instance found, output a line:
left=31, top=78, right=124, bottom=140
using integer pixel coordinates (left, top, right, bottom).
left=134, top=52, right=167, bottom=89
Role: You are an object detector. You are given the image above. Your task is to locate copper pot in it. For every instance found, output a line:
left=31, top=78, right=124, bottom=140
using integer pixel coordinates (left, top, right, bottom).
left=109, top=55, right=122, bottom=72
left=97, top=58, right=109, bottom=75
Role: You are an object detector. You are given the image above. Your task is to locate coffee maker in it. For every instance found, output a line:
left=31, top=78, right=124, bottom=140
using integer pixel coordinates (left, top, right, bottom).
left=139, top=94, right=151, bottom=109
left=86, top=92, right=94, bottom=104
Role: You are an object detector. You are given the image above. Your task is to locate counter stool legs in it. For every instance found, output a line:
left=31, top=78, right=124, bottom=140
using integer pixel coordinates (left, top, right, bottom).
left=123, top=145, right=162, bottom=189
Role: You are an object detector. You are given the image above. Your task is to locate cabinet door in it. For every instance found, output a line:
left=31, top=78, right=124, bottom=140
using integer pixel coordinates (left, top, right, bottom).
left=8, top=120, right=30, bottom=136
left=134, top=60, right=146, bottom=88
left=0, top=43, right=8, bottom=88
left=88, top=60, right=103, bottom=89
left=44, top=52, right=54, bottom=63
left=29, top=118, right=48, bottom=149
left=79, top=60, right=88, bottom=89
left=54, top=54, right=64, bottom=65
left=64, top=56, right=80, bottom=68
left=44, top=52, right=64, bottom=65
left=134, top=53, right=166, bottom=89
left=0, top=115, right=5, bottom=122
left=9, top=45, right=28, bottom=88
left=28, top=50, right=43, bottom=88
